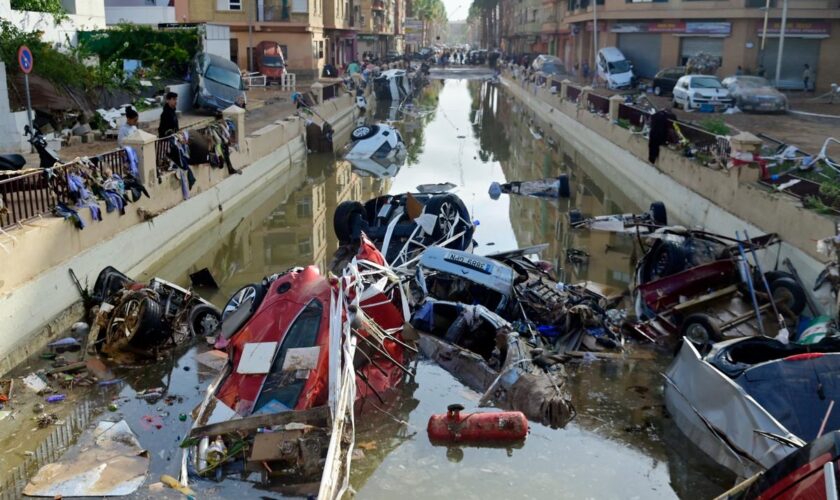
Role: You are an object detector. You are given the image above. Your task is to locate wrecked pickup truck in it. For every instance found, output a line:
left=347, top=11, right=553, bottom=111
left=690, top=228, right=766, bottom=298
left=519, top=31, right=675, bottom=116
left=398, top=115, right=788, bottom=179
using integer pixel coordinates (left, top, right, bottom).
left=78, top=266, right=221, bottom=357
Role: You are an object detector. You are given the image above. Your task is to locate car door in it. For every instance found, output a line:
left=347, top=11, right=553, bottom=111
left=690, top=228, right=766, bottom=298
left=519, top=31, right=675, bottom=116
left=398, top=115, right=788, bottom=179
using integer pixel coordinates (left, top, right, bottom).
left=673, top=78, right=686, bottom=104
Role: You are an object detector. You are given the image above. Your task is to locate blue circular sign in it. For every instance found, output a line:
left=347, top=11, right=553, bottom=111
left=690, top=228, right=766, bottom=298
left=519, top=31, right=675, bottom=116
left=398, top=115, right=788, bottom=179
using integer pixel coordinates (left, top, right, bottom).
left=18, top=45, right=33, bottom=74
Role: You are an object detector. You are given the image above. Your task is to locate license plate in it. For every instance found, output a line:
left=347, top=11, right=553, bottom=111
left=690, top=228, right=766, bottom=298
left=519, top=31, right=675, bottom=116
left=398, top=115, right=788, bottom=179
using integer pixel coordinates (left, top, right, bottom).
left=760, top=103, right=775, bottom=109
left=444, top=253, right=493, bottom=274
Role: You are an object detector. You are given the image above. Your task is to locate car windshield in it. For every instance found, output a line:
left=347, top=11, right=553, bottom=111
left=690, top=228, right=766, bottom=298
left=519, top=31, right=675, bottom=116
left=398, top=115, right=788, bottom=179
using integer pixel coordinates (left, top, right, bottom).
left=734, top=76, right=769, bottom=88
left=261, top=56, right=284, bottom=68
left=608, top=60, right=631, bottom=74
left=692, top=77, right=722, bottom=89
left=205, top=65, right=242, bottom=89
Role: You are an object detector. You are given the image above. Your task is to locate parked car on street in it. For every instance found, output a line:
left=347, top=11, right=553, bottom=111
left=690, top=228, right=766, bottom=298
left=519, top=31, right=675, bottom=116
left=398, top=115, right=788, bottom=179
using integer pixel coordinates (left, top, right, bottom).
left=651, top=66, right=686, bottom=96
left=721, top=75, right=788, bottom=113
left=672, top=74, right=733, bottom=111
left=191, top=52, right=247, bottom=112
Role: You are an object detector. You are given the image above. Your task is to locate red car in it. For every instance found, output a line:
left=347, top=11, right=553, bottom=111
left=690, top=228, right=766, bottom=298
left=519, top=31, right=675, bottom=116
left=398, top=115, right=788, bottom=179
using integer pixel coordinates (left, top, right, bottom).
left=213, top=237, right=409, bottom=416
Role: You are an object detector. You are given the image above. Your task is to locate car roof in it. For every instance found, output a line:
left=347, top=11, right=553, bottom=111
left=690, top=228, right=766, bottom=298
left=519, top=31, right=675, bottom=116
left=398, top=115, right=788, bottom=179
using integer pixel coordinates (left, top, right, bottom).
left=599, top=47, right=625, bottom=61
left=197, top=52, right=240, bottom=72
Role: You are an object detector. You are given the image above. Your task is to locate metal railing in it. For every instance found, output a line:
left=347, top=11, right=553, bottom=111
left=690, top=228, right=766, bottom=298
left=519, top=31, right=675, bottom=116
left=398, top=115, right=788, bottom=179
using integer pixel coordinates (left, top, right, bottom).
left=566, top=85, right=581, bottom=102
left=618, top=103, right=649, bottom=128
left=1, top=147, right=132, bottom=230
left=0, top=400, right=94, bottom=500
left=587, top=93, right=610, bottom=115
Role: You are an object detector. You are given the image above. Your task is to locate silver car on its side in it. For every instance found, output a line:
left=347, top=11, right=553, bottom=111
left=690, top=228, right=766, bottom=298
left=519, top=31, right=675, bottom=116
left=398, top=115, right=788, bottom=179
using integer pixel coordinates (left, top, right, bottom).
left=191, top=52, right=247, bottom=112
left=721, top=75, right=788, bottom=113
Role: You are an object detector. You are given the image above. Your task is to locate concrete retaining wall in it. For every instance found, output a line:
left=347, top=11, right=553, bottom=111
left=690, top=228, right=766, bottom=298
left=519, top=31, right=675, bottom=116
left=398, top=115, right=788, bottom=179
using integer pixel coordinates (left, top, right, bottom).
left=0, top=93, right=356, bottom=375
left=501, top=75, right=831, bottom=293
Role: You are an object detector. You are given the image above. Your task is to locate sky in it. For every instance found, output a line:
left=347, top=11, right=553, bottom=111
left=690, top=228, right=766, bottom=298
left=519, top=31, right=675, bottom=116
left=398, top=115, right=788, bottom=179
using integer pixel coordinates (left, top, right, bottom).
left=444, top=0, right=470, bottom=22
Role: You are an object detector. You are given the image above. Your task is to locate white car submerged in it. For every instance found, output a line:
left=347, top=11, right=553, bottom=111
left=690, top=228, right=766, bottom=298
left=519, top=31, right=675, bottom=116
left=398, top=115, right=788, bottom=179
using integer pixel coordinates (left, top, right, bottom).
left=345, top=124, right=407, bottom=163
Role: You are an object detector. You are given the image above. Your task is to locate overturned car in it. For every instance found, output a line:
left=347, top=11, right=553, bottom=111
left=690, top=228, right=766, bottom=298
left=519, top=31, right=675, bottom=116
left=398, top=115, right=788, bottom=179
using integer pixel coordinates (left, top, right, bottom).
left=333, top=191, right=475, bottom=268
left=83, top=267, right=221, bottom=357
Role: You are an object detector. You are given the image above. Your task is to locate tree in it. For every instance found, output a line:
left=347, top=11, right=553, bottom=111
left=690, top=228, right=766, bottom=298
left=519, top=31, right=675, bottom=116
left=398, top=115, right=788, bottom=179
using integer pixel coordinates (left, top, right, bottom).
left=413, top=0, right=447, bottom=46
left=466, top=0, right=498, bottom=48
left=10, top=0, right=68, bottom=22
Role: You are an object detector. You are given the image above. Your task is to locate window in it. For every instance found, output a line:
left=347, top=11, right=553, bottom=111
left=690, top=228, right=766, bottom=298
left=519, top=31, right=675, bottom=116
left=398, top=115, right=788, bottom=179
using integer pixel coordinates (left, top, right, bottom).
left=292, top=0, right=308, bottom=13
left=253, top=300, right=323, bottom=413
left=532, top=9, right=537, bottom=21
left=298, top=237, right=313, bottom=254
left=297, top=196, right=312, bottom=217
left=219, top=0, right=241, bottom=10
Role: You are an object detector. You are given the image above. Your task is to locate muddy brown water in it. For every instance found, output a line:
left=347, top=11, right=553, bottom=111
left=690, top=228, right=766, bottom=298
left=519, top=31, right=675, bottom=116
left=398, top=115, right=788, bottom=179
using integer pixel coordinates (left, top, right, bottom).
left=2, top=74, right=737, bottom=499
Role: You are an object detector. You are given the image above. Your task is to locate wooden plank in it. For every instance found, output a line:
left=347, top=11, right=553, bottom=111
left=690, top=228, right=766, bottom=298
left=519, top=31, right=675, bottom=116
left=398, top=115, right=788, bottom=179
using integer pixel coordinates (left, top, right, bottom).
left=672, top=285, right=738, bottom=313
left=567, top=350, right=657, bottom=361
left=189, top=405, right=330, bottom=438
left=47, top=361, right=87, bottom=375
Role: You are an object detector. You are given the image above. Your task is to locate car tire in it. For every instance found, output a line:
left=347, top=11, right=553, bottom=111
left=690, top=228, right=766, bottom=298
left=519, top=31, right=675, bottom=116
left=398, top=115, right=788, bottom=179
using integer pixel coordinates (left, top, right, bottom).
left=334, top=201, right=367, bottom=244
left=222, top=283, right=266, bottom=321
left=424, top=194, right=473, bottom=247
left=557, top=174, right=570, bottom=198
left=654, top=86, right=662, bottom=96
left=188, top=304, right=222, bottom=338
left=106, top=291, right=165, bottom=348
left=680, top=313, right=723, bottom=346
left=350, top=125, right=379, bottom=141
left=649, top=201, right=668, bottom=226
left=641, top=241, right=686, bottom=283
left=770, top=277, right=806, bottom=316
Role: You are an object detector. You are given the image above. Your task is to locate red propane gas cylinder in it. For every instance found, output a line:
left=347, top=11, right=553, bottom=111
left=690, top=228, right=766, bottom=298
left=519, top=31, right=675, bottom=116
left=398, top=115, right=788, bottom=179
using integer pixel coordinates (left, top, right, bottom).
left=427, top=404, right=529, bottom=444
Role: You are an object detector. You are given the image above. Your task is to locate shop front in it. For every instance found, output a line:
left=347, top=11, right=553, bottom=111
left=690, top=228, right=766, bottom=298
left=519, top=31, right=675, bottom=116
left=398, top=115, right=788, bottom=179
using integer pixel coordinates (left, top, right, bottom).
left=757, top=21, right=829, bottom=89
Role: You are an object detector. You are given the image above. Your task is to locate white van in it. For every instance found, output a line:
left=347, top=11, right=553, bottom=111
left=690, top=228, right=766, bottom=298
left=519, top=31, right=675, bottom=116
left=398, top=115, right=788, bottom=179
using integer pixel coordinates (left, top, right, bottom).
left=597, top=47, right=635, bottom=90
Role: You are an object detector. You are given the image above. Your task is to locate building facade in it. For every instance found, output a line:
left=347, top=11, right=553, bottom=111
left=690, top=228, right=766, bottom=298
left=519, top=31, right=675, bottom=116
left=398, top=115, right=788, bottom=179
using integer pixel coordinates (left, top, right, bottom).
left=502, top=0, right=840, bottom=91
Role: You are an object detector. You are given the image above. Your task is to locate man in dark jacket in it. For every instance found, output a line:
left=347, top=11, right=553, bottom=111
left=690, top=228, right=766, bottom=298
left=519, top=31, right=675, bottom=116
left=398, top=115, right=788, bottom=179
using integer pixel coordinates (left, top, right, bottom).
left=158, top=92, right=179, bottom=138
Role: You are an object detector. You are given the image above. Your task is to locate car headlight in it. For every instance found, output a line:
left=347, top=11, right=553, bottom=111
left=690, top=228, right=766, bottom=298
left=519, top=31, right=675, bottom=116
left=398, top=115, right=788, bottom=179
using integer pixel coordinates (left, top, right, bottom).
left=693, top=92, right=702, bottom=99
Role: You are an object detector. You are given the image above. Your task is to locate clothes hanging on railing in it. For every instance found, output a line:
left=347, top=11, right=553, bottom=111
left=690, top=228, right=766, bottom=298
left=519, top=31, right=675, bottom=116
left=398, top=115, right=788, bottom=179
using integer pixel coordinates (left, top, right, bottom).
left=168, top=131, right=196, bottom=199
left=206, top=119, right=240, bottom=175
left=54, top=202, right=84, bottom=229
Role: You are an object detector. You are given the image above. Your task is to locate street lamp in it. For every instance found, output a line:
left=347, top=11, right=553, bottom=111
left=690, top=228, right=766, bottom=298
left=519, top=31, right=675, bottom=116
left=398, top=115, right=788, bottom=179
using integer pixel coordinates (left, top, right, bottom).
left=774, top=0, right=788, bottom=88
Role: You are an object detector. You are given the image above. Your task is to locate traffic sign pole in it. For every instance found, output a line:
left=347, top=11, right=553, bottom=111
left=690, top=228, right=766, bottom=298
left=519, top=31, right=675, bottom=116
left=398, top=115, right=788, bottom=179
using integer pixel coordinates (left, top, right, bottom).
left=24, top=73, right=33, bottom=134
left=17, top=45, right=34, bottom=138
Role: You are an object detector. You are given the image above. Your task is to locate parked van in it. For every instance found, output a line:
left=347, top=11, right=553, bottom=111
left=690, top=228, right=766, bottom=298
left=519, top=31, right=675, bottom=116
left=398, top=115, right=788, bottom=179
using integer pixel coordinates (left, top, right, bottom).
left=596, top=47, right=635, bottom=90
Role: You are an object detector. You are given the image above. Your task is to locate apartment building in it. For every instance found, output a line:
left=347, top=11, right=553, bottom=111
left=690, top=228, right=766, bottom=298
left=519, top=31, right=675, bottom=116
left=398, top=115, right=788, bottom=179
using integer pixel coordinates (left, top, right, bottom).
left=502, top=0, right=840, bottom=91
left=177, top=0, right=329, bottom=78
left=355, top=0, right=402, bottom=57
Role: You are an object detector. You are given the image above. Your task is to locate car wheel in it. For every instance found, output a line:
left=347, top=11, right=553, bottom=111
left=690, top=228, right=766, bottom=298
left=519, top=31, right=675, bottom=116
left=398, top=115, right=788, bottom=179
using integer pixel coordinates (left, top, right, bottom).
left=334, top=201, right=367, bottom=244
left=222, top=284, right=266, bottom=321
left=188, top=304, right=222, bottom=338
left=770, top=277, right=807, bottom=316
left=641, top=241, right=686, bottom=283
left=350, top=125, right=379, bottom=141
left=649, top=201, right=668, bottom=226
left=654, top=86, right=662, bottom=96
left=424, top=194, right=472, bottom=248
left=680, top=313, right=723, bottom=346
left=106, top=291, right=164, bottom=348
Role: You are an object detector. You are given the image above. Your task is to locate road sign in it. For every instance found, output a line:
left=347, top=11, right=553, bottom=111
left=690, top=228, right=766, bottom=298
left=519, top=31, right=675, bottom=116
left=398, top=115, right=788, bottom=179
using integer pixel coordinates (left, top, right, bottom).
left=18, top=45, right=34, bottom=74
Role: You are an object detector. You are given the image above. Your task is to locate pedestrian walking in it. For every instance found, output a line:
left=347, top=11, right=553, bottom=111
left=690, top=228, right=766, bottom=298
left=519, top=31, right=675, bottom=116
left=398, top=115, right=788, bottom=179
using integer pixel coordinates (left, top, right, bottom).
left=803, top=64, right=813, bottom=91
left=158, top=92, right=179, bottom=138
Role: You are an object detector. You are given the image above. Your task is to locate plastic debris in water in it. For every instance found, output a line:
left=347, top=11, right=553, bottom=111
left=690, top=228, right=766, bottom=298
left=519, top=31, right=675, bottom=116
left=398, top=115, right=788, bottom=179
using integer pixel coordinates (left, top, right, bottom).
left=45, top=394, right=66, bottom=403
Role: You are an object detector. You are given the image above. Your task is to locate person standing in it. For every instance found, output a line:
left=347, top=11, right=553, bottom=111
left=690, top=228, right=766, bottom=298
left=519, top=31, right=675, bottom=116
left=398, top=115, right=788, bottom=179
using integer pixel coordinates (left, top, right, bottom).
left=118, top=106, right=139, bottom=146
left=803, top=64, right=813, bottom=91
left=158, top=92, right=179, bottom=138
left=736, top=66, right=743, bottom=76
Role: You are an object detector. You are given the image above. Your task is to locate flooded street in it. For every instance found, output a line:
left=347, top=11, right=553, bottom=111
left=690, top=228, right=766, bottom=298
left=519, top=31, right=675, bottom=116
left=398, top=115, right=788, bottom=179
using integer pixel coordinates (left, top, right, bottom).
left=3, top=74, right=737, bottom=498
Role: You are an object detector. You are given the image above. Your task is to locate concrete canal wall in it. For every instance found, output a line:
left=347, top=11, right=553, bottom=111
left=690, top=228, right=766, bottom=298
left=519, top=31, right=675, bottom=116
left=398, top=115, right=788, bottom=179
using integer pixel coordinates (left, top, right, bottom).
left=500, top=74, right=833, bottom=292
left=0, top=94, right=357, bottom=375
